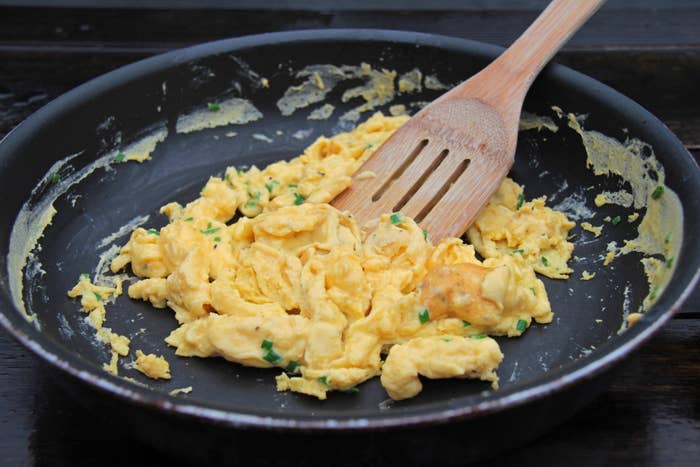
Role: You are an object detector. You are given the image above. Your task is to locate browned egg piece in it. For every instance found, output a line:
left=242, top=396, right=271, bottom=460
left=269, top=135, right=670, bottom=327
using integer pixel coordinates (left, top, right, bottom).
left=419, top=263, right=503, bottom=327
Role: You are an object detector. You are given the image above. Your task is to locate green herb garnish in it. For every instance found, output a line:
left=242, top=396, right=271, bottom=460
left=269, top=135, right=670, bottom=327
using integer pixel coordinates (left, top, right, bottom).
left=265, top=180, right=279, bottom=193
left=423, top=229, right=429, bottom=241
left=263, top=349, right=282, bottom=364
left=511, top=248, right=525, bottom=255
left=207, top=102, right=220, bottom=112
left=471, top=333, right=488, bottom=340
left=79, top=273, right=90, bottom=282
left=390, top=213, right=403, bottom=225
left=93, top=292, right=103, bottom=302
left=285, top=360, right=300, bottom=374
left=666, top=257, right=674, bottom=269
left=611, top=216, right=621, bottom=225
left=664, top=232, right=672, bottom=244
left=442, top=338, right=452, bottom=343
left=51, top=172, right=61, bottom=184
left=540, top=256, right=549, bottom=267
left=114, top=151, right=126, bottom=163
left=293, top=193, right=305, bottom=205
left=147, top=228, right=160, bottom=236
left=462, top=320, right=471, bottom=327
left=651, top=185, right=664, bottom=200
left=183, top=217, right=194, bottom=222
left=516, top=193, right=525, bottom=210
left=214, top=236, right=221, bottom=242
left=516, top=319, right=527, bottom=332
left=418, top=308, right=430, bottom=324
left=649, top=284, right=661, bottom=300
left=287, top=183, right=298, bottom=189
left=261, top=339, right=273, bottom=350
left=529, top=287, right=537, bottom=296
left=318, top=376, right=329, bottom=386
left=342, top=386, right=360, bottom=394
left=364, top=143, right=373, bottom=150
left=244, top=199, right=258, bottom=209
left=200, top=222, right=221, bottom=235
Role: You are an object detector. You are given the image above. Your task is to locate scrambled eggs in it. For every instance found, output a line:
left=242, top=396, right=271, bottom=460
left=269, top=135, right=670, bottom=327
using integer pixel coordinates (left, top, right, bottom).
left=75, top=112, right=575, bottom=400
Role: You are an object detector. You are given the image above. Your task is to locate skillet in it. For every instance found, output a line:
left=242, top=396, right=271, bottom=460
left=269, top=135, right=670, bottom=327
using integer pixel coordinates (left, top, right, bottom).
left=0, top=30, right=698, bottom=463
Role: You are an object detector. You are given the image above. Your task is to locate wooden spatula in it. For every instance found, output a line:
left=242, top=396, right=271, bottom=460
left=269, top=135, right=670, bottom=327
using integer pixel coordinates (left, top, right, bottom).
left=332, top=0, right=605, bottom=241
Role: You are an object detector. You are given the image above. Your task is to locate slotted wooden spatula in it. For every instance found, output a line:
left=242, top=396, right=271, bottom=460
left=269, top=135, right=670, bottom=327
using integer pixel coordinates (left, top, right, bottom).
left=332, top=0, right=605, bottom=241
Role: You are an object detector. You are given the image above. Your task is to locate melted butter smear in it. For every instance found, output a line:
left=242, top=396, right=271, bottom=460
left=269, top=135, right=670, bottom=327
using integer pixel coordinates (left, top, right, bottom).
left=567, top=113, right=683, bottom=316
left=7, top=126, right=167, bottom=330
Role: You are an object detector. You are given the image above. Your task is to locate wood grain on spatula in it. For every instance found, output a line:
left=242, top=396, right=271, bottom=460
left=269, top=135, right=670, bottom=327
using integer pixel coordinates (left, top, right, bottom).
left=332, top=0, right=606, bottom=242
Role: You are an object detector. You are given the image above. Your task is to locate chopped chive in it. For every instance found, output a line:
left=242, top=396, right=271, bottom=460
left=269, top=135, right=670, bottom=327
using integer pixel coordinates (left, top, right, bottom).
left=364, top=143, right=373, bottom=149
left=390, top=213, right=403, bottom=225
left=442, top=338, right=452, bottom=343
left=93, top=292, right=103, bottom=302
left=236, top=168, right=244, bottom=175
left=288, top=183, right=298, bottom=189
left=649, top=284, right=661, bottom=300
left=516, top=319, right=527, bottom=332
left=263, top=349, right=282, bottom=364
left=265, top=180, right=279, bottom=193
left=516, top=193, right=525, bottom=210
left=318, top=376, right=329, bottom=386
left=147, top=228, right=160, bottom=236
left=651, top=185, right=664, bottom=200
left=418, top=308, right=430, bottom=324
left=664, top=232, right=672, bottom=244
left=529, top=287, right=537, bottom=296
left=200, top=222, right=221, bottom=235
left=293, top=193, right=305, bottom=205
left=51, top=172, right=61, bottom=184
left=285, top=360, right=300, bottom=374
left=342, top=386, right=360, bottom=393
left=666, top=257, right=674, bottom=269
left=183, top=217, right=194, bottom=222
left=213, top=236, right=221, bottom=242
left=244, top=199, right=258, bottom=209
left=540, top=256, right=549, bottom=267
left=207, top=102, right=220, bottom=112
left=423, top=229, right=429, bottom=241
left=471, top=333, right=488, bottom=339
left=611, top=215, right=621, bottom=226
left=114, top=151, right=126, bottom=163
left=462, top=320, right=471, bottom=327
left=511, top=248, right=525, bottom=255
left=261, top=339, right=273, bottom=350
left=79, top=273, right=90, bottom=282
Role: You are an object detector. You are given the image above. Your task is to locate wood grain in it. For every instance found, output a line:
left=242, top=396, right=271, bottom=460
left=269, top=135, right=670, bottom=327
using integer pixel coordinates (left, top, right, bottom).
left=333, top=0, right=605, bottom=240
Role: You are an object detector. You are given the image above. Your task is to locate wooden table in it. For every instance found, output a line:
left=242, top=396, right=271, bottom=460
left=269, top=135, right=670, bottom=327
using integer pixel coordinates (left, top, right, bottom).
left=1, top=2, right=698, bottom=465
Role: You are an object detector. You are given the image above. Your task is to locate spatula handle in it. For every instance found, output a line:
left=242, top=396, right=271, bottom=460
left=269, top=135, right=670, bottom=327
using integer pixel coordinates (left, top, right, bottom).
left=503, top=0, right=605, bottom=79
left=459, top=0, right=606, bottom=117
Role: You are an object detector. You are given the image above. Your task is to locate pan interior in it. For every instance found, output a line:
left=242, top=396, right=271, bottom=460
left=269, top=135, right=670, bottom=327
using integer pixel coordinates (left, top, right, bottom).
left=3, top=34, right=691, bottom=422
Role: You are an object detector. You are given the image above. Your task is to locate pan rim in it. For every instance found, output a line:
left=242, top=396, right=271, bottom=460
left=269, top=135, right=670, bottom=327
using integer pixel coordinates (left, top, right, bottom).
left=1, top=28, right=698, bottom=431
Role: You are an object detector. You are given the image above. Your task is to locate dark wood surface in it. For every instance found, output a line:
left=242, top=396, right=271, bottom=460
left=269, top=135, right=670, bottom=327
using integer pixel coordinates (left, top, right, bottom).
left=1, top=3, right=698, bottom=465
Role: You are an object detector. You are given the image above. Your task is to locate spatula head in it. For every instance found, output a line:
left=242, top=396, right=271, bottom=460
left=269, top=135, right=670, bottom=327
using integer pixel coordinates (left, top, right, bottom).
left=332, top=97, right=516, bottom=241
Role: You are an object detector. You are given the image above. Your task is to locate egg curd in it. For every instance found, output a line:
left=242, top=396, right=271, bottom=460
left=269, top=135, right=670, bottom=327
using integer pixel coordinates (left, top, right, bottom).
left=71, top=112, right=575, bottom=401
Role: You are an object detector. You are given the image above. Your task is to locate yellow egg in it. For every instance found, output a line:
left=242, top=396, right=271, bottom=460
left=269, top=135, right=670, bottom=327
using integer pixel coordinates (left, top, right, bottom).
left=75, top=112, right=576, bottom=400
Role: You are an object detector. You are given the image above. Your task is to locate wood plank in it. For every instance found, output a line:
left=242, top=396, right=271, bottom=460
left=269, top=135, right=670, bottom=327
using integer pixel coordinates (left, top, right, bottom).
left=1, top=6, right=699, bottom=50
left=1, top=0, right=698, bottom=11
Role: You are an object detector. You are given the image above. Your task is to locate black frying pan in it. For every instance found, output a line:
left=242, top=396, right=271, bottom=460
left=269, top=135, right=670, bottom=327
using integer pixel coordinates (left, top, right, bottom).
left=1, top=30, right=698, bottom=464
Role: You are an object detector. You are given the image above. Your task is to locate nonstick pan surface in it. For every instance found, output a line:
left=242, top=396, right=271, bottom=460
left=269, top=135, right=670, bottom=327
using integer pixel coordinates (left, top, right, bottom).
left=1, top=30, right=698, bottom=433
